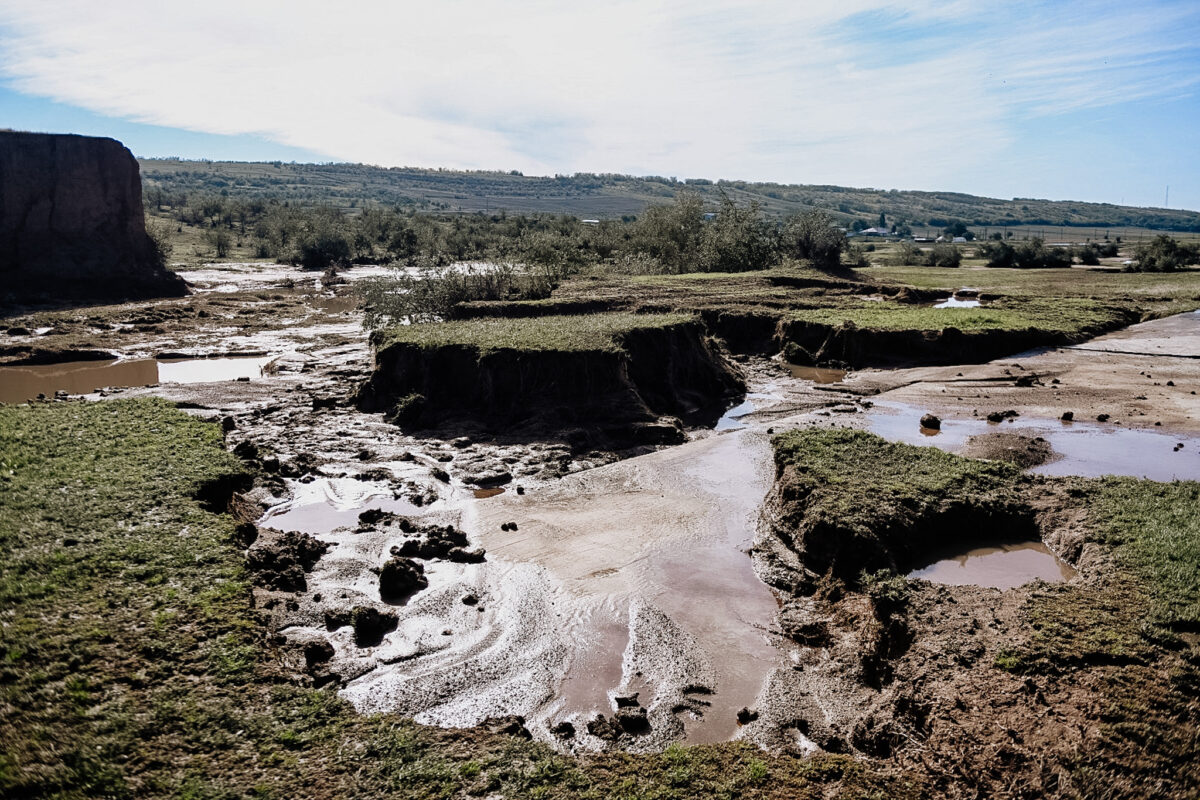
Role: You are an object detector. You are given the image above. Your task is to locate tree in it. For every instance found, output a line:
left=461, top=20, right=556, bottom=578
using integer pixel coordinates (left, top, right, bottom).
left=699, top=196, right=776, bottom=272
left=780, top=209, right=846, bottom=270
left=878, top=211, right=886, bottom=228
left=1129, top=235, right=1200, bottom=272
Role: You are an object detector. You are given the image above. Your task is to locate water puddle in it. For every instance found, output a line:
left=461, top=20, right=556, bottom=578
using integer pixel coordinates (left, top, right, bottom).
left=933, top=297, right=982, bottom=309
left=260, top=481, right=426, bottom=534
left=783, top=365, right=847, bottom=383
left=909, top=541, right=1076, bottom=589
left=473, top=487, right=506, bottom=499
left=715, top=398, right=755, bottom=431
left=866, top=402, right=1200, bottom=481
left=0, top=354, right=274, bottom=404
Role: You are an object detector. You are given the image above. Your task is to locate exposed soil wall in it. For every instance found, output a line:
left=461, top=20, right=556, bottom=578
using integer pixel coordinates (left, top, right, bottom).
left=0, top=131, right=187, bottom=307
left=777, top=312, right=1140, bottom=369
left=357, top=319, right=744, bottom=443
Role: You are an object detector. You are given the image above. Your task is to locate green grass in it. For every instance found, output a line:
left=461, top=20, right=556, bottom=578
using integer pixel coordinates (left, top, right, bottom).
left=376, top=312, right=697, bottom=353
left=0, top=400, right=916, bottom=799
left=772, top=428, right=1021, bottom=532
left=858, top=264, right=1200, bottom=302
left=785, top=295, right=1130, bottom=334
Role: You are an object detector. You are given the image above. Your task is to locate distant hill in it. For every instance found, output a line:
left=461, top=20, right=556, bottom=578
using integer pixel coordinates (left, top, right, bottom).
left=139, top=158, right=1200, bottom=232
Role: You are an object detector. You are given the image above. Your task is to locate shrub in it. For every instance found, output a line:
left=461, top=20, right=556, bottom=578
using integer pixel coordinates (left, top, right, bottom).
left=780, top=209, right=846, bottom=270
left=1128, top=235, right=1200, bottom=272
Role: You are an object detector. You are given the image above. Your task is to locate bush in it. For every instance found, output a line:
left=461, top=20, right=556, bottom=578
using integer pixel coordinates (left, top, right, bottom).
left=357, top=259, right=553, bottom=328
left=927, top=243, right=961, bottom=268
left=1128, top=235, right=1200, bottom=272
left=698, top=197, right=777, bottom=272
left=780, top=209, right=846, bottom=270
left=982, top=238, right=1071, bottom=269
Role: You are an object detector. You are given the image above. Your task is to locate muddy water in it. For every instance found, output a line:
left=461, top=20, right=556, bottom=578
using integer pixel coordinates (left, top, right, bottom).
left=0, top=355, right=274, bottom=404
left=909, top=541, right=1076, bottom=589
left=259, top=477, right=428, bottom=533
left=866, top=402, right=1200, bottom=481
left=782, top=365, right=847, bottom=383
left=457, top=428, right=785, bottom=745
left=933, top=297, right=982, bottom=308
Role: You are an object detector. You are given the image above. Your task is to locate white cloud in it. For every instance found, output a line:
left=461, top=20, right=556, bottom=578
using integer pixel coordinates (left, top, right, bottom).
left=1, top=0, right=1197, bottom=195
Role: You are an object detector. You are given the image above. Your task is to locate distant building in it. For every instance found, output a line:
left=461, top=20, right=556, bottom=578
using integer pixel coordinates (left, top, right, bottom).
left=581, top=219, right=600, bottom=225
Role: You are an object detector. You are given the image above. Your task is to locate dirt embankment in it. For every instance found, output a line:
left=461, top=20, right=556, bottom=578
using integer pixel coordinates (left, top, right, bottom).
left=357, top=319, right=744, bottom=447
left=751, top=429, right=1198, bottom=799
left=0, top=131, right=187, bottom=308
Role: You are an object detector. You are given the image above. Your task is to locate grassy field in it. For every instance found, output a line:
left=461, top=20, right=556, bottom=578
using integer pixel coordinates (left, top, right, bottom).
left=375, top=312, right=697, bottom=353
left=0, top=399, right=922, bottom=799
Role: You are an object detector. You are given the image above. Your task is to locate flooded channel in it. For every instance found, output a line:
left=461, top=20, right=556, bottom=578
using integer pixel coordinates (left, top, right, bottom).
left=866, top=401, right=1200, bottom=481
left=0, top=354, right=275, bottom=404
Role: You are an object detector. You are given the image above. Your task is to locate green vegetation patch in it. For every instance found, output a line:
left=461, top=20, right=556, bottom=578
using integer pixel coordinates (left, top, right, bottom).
left=771, top=428, right=1022, bottom=535
left=0, top=400, right=915, bottom=799
left=859, top=264, right=1200, bottom=307
left=375, top=312, right=696, bottom=354
left=786, top=296, right=1131, bottom=335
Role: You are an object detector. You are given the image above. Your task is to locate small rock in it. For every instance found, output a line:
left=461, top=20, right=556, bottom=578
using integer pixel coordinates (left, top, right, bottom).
left=220, top=415, right=236, bottom=433
left=1060, top=411, right=1074, bottom=421
left=303, top=640, right=335, bottom=669
left=482, top=715, right=532, bottom=739
left=919, top=413, right=941, bottom=430
left=587, top=714, right=621, bottom=742
left=737, top=707, right=759, bottom=725
left=614, top=693, right=640, bottom=709
left=1167, top=380, right=1176, bottom=386
left=615, top=707, right=650, bottom=734
left=379, top=556, right=428, bottom=602
left=1097, top=413, right=1111, bottom=422
left=351, top=606, right=398, bottom=647
left=430, top=467, right=450, bottom=483
left=461, top=593, right=479, bottom=606
left=550, top=721, right=576, bottom=739
left=516, top=485, right=525, bottom=495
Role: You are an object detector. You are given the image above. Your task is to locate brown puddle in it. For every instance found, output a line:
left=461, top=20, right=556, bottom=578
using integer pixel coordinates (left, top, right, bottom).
left=908, top=541, right=1076, bottom=590
left=784, top=364, right=847, bottom=383
left=472, top=487, right=506, bottom=499
left=0, top=355, right=275, bottom=404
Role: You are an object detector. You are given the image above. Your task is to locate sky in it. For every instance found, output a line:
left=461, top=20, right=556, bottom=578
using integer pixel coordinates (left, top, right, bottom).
left=1, top=1, right=1198, bottom=211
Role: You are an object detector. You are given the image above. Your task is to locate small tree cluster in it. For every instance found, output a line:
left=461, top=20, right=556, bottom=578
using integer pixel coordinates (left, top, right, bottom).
left=1128, top=235, right=1200, bottom=272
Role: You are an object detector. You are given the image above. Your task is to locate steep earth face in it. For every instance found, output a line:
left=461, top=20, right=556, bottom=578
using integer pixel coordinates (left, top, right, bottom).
left=357, top=320, right=745, bottom=447
left=0, top=131, right=187, bottom=306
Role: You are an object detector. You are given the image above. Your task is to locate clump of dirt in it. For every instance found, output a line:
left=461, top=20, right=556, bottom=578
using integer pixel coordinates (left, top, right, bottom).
left=246, top=529, right=330, bottom=591
left=963, top=432, right=1059, bottom=468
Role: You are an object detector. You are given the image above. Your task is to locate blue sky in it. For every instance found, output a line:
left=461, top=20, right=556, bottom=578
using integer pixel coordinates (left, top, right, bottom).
left=1, top=0, right=1197, bottom=210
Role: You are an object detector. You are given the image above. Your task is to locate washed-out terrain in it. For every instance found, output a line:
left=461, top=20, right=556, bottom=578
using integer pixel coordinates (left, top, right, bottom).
left=5, top=261, right=1199, bottom=766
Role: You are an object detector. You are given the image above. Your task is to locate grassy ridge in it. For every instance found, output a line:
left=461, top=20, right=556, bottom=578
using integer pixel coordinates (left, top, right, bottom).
left=375, top=312, right=696, bottom=353
left=0, top=400, right=912, bottom=799
left=786, top=296, right=1132, bottom=334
